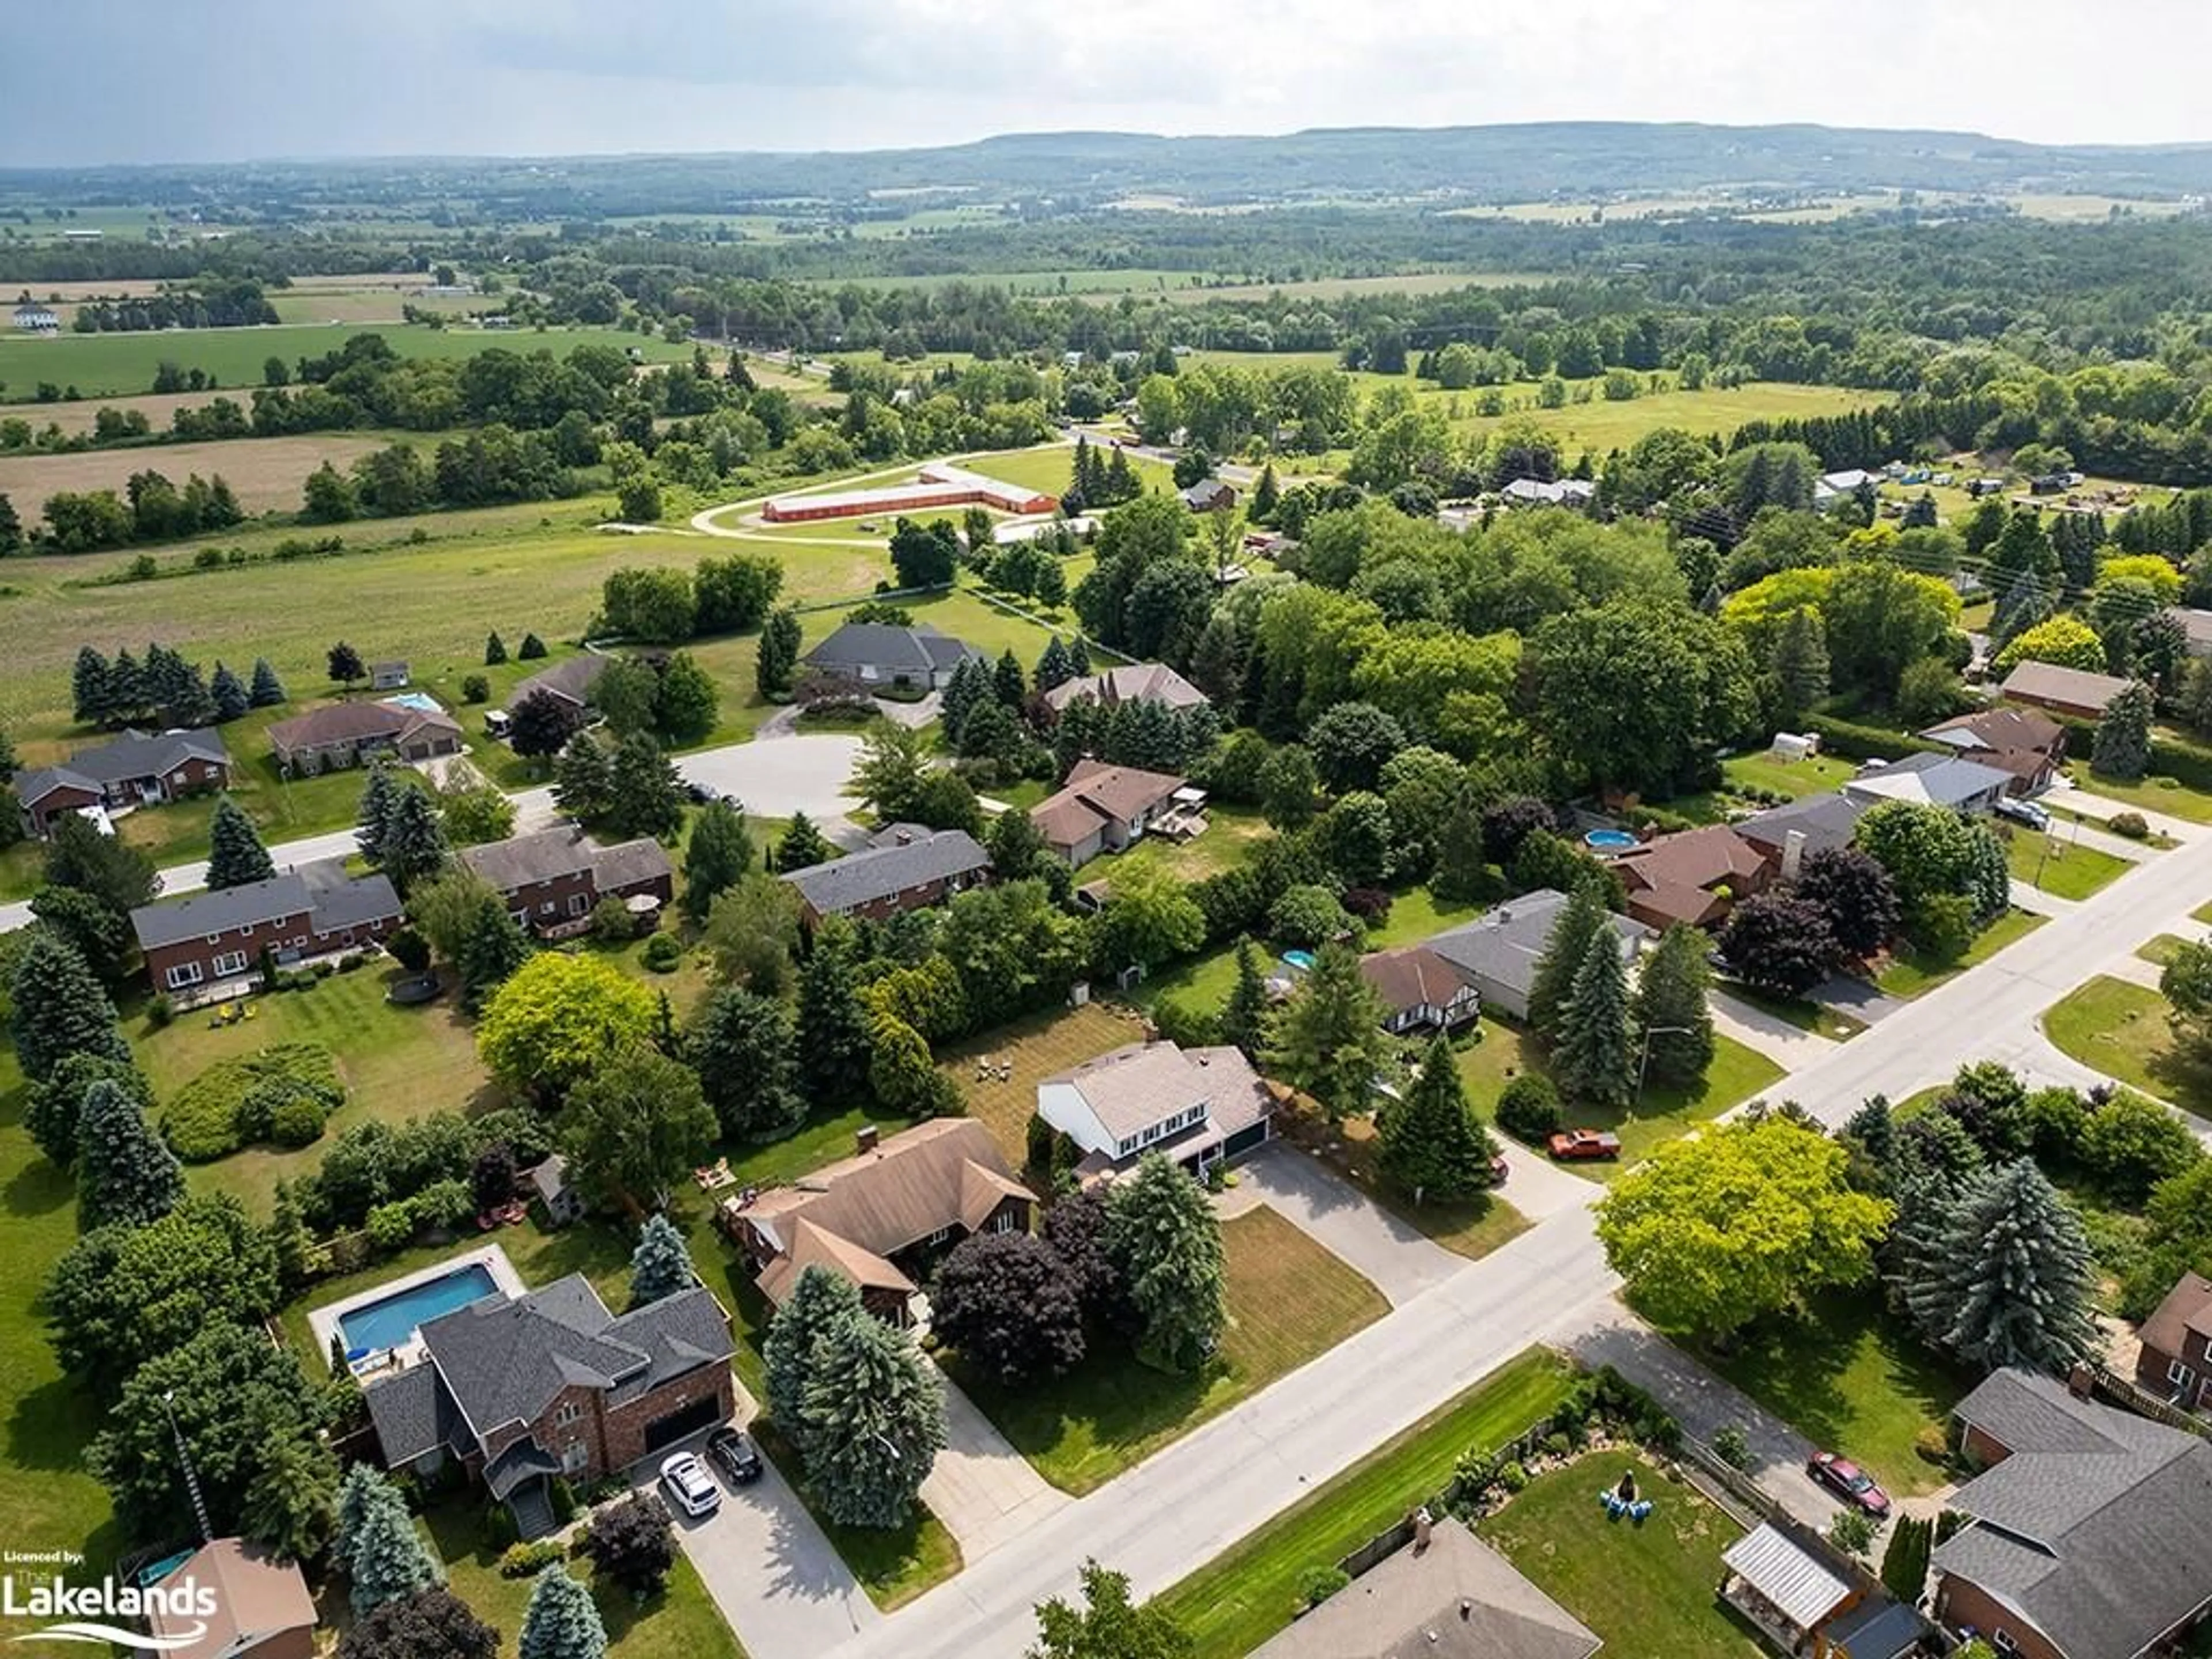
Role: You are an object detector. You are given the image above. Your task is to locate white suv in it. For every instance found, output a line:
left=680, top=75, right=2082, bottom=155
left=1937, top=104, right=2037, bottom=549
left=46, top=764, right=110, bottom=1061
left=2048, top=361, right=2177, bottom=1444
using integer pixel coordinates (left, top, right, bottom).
left=1995, top=797, right=2051, bottom=831
left=660, top=1451, right=721, bottom=1518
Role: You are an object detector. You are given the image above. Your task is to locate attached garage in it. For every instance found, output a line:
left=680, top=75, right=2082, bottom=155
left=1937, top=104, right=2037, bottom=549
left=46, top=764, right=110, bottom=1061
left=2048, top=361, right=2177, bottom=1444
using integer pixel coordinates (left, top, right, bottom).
left=641, top=1394, right=722, bottom=1454
left=1224, top=1121, right=1270, bottom=1158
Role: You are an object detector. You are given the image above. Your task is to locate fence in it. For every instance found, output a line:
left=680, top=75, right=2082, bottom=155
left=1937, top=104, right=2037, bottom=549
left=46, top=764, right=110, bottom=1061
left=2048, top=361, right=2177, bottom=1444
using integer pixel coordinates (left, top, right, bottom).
left=2082, top=1362, right=2212, bottom=1438
left=1330, top=1419, right=1559, bottom=1581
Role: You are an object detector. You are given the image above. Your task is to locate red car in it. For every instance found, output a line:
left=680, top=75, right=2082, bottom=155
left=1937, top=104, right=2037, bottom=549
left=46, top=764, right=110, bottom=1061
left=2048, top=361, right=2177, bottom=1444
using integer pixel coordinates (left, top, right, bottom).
left=1807, top=1451, right=1891, bottom=1517
left=1547, top=1129, right=1623, bottom=1161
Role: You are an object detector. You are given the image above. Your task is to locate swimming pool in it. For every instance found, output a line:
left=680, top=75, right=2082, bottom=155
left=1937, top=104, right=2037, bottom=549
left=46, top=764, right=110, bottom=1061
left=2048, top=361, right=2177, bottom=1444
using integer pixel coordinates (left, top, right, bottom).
left=338, top=1262, right=497, bottom=1356
left=1282, top=949, right=1317, bottom=971
left=1584, top=829, right=1638, bottom=853
left=381, top=691, right=446, bottom=715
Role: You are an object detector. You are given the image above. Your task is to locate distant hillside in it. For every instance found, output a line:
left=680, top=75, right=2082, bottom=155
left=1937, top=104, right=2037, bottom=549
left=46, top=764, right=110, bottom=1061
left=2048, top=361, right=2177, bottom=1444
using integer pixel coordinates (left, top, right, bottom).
left=6, top=121, right=2211, bottom=218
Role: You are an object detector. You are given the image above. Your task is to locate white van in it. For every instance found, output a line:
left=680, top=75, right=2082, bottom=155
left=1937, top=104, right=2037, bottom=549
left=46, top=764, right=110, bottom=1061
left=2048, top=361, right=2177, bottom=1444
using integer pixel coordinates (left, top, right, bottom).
left=484, top=709, right=513, bottom=741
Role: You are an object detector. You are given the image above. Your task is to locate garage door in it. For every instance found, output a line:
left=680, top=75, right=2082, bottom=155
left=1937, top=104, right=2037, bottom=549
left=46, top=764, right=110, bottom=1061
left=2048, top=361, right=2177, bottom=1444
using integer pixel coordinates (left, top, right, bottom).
left=1224, top=1122, right=1270, bottom=1158
left=642, top=1395, right=722, bottom=1453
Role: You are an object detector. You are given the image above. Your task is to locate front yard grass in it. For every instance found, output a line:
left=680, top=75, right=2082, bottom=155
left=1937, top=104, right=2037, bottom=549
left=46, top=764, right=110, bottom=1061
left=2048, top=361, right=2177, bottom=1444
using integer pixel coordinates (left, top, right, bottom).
left=747, top=1422, right=963, bottom=1611
left=937, top=1000, right=1150, bottom=1165
left=1150, top=1347, right=1577, bottom=1658
left=1874, top=907, right=2045, bottom=998
left=2044, top=974, right=2212, bottom=1108
left=1361, top=886, right=1486, bottom=950
left=1476, top=1453, right=1761, bottom=1659
left=946, top=1207, right=1388, bottom=1494
left=1685, top=1290, right=1973, bottom=1498
left=1459, top=1020, right=1783, bottom=1179
left=2062, top=762, right=2212, bottom=825
left=1305, top=1112, right=1531, bottom=1261
left=2139, top=934, right=2193, bottom=967
left=1719, top=751, right=1856, bottom=801
left=2005, top=828, right=2132, bottom=901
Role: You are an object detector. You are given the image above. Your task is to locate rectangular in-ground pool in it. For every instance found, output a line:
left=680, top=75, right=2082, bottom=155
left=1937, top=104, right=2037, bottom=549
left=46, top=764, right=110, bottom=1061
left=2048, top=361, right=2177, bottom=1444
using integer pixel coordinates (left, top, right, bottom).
left=338, top=1262, right=498, bottom=1357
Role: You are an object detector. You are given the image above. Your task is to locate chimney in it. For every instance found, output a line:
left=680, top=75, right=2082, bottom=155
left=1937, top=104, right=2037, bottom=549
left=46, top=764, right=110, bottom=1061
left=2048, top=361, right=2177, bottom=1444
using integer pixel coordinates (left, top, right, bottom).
left=2067, top=1361, right=2095, bottom=1399
left=896, top=828, right=914, bottom=847
left=856, top=1124, right=879, bottom=1156
left=1781, top=828, right=1806, bottom=883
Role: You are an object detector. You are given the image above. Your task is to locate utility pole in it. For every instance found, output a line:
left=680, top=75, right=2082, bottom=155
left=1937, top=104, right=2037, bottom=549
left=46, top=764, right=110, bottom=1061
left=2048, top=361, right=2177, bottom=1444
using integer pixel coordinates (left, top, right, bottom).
left=161, top=1391, right=213, bottom=1546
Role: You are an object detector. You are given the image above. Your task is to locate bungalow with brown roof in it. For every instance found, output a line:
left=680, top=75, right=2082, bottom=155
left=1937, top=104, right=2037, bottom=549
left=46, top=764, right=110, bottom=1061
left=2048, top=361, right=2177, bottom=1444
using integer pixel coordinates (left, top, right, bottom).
left=511, top=654, right=610, bottom=714
left=1610, top=823, right=1770, bottom=930
left=1031, top=758, right=1189, bottom=869
left=1043, top=661, right=1211, bottom=715
left=719, top=1119, right=1035, bottom=1327
left=1036, top=1039, right=1274, bottom=1180
left=1999, top=661, right=2134, bottom=722
left=1360, top=945, right=1481, bottom=1034
left=2135, top=1270, right=2212, bottom=1418
left=267, top=700, right=461, bottom=774
left=1921, top=706, right=2069, bottom=794
left=145, top=1539, right=317, bottom=1659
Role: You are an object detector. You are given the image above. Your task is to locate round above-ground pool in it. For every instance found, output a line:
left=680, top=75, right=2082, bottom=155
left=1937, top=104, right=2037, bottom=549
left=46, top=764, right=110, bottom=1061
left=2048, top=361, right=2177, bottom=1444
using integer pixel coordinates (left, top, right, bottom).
left=1282, top=949, right=1317, bottom=972
left=1584, top=828, right=1638, bottom=853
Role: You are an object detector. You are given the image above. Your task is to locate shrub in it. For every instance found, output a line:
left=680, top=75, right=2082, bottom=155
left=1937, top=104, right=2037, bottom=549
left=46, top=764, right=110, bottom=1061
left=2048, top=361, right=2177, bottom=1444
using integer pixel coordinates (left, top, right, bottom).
left=461, top=674, right=491, bottom=704
left=268, top=1092, right=328, bottom=1148
left=313, top=959, right=336, bottom=978
left=1829, top=1509, right=1877, bottom=1558
left=1497, top=1459, right=1529, bottom=1494
left=498, top=1540, right=566, bottom=1578
left=1268, top=882, right=1355, bottom=948
left=483, top=1504, right=517, bottom=1550
left=162, top=1043, right=344, bottom=1160
left=1496, top=1074, right=1562, bottom=1143
left=1297, top=1566, right=1349, bottom=1608
left=1712, top=1425, right=1752, bottom=1469
left=2108, top=811, right=2150, bottom=840
left=548, top=1477, right=579, bottom=1524
left=410, top=1178, right=475, bottom=1230
left=386, top=927, right=431, bottom=972
left=146, top=994, right=175, bottom=1030
left=590, top=894, right=637, bottom=942
left=641, top=932, right=683, bottom=972
left=1914, top=1425, right=1951, bottom=1465
left=1542, top=1431, right=1571, bottom=1459
left=366, top=1202, right=416, bottom=1253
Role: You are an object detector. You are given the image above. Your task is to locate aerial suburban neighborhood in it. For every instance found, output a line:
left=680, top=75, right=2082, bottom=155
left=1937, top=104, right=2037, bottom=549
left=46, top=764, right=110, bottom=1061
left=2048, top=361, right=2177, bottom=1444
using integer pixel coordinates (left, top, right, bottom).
left=5, top=24, right=2212, bottom=1659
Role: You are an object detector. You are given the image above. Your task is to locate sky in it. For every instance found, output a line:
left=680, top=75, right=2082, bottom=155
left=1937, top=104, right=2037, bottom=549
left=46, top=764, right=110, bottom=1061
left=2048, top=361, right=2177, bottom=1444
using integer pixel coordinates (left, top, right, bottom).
left=4, top=0, right=2209, bottom=167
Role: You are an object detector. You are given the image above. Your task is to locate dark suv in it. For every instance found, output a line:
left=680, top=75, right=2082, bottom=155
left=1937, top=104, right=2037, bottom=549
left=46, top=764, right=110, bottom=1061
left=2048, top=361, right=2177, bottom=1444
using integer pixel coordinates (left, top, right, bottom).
left=706, top=1426, right=763, bottom=1486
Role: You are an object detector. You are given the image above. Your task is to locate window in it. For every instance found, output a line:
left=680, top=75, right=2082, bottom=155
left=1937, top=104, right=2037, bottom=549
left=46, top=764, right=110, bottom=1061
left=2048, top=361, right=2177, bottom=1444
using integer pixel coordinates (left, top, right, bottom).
left=555, top=1401, right=582, bottom=1427
left=2172, top=1359, right=2198, bottom=1392
left=988, top=1209, right=1018, bottom=1234
left=923, top=1225, right=953, bottom=1247
left=213, top=951, right=248, bottom=977
left=539, top=900, right=556, bottom=916
left=166, top=962, right=204, bottom=989
left=204, top=933, right=222, bottom=946
left=567, top=893, right=589, bottom=917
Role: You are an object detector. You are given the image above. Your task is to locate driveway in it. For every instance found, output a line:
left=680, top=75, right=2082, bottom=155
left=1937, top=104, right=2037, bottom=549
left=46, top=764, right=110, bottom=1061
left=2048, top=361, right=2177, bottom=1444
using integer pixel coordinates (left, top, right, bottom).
left=677, top=734, right=863, bottom=821
left=920, top=1368, right=1069, bottom=1561
left=1710, top=989, right=1841, bottom=1070
left=1225, top=1145, right=1461, bottom=1306
left=642, top=1420, right=880, bottom=1656
left=1556, top=1300, right=1847, bottom=1533
left=1491, top=1138, right=1602, bottom=1222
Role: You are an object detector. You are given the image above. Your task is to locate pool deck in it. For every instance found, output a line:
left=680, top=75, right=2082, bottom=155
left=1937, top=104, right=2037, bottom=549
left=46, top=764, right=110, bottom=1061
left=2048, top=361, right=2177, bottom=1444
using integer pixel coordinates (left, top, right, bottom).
left=305, top=1240, right=525, bottom=1378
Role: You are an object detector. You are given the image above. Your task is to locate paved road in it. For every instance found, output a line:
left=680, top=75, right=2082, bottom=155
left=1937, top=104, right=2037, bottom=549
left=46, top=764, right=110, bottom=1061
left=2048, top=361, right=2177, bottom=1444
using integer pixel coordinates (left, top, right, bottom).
left=1224, top=1144, right=1461, bottom=1307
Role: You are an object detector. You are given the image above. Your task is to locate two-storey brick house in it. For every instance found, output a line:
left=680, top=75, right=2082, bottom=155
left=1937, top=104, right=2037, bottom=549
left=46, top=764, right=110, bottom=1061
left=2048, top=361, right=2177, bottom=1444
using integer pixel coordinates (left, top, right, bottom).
left=129, top=860, right=402, bottom=995
left=2135, top=1271, right=2212, bottom=1416
left=362, top=1275, right=736, bottom=1539
left=459, top=825, right=674, bottom=938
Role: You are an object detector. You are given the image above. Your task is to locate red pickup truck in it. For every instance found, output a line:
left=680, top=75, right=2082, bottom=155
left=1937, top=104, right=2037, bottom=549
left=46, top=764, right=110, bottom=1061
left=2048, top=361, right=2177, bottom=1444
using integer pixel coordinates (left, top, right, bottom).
left=1547, top=1129, right=1623, bottom=1161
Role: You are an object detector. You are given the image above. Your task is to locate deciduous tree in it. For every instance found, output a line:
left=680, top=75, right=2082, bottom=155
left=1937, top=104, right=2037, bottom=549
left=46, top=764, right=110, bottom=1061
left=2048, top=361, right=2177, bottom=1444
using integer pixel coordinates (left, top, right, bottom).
left=580, top=1494, right=676, bottom=1597
left=336, top=1590, right=498, bottom=1659
left=557, top=1040, right=716, bottom=1211
left=932, top=1232, right=1086, bottom=1386
left=477, top=953, right=657, bottom=1098
left=1719, top=892, right=1840, bottom=997
left=1029, top=1560, right=1194, bottom=1659
left=703, top=873, right=804, bottom=995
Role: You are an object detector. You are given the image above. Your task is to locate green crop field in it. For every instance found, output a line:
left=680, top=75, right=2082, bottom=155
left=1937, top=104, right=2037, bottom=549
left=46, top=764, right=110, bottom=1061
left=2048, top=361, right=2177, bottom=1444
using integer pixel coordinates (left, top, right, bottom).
left=1432, top=380, right=1889, bottom=452
left=0, top=323, right=694, bottom=403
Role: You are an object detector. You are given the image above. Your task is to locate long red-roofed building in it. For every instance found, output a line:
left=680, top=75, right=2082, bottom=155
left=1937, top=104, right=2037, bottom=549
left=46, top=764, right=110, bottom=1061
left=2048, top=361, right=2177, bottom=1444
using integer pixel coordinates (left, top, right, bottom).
left=762, top=461, right=1055, bottom=522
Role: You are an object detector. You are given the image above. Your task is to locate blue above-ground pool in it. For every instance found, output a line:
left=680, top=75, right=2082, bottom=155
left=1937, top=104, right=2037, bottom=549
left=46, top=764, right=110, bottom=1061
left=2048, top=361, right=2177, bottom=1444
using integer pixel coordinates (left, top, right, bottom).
left=1282, top=949, right=1317, bottom=972
left=1584, top=828, right=1638, bottom=853
left=338, top=1262, right=498, bottom=1355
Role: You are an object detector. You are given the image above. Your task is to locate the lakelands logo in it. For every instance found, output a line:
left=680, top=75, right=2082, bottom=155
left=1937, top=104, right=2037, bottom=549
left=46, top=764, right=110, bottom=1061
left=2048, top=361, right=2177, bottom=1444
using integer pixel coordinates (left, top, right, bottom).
left=2, top=1552, right=214, bottom=1652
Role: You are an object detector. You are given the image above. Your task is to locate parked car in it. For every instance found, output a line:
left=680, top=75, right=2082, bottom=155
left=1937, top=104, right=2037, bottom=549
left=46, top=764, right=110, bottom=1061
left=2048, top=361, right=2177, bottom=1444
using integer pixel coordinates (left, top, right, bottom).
left=706, top=1426, right=763, bottom=1486
left=1490, top=1151, right=1510, bottom=1185
left=684, top=780, right=721, bottom=806
left=1995, top=797, right=2051, bottom=831
left=660, top=1451, right=721, bottom=1518
left=1806, top=1450, right=1891, bottom=1517
left=1547, top=1129, right=1623, bottom=1161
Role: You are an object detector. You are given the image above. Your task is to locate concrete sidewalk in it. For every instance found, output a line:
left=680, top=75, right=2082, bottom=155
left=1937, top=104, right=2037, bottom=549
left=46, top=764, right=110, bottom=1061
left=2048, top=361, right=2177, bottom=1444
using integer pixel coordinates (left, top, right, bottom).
left=920, top=1368, right=1069, bottom=1562
left=1224, top=1145, right=1462, bottom=1306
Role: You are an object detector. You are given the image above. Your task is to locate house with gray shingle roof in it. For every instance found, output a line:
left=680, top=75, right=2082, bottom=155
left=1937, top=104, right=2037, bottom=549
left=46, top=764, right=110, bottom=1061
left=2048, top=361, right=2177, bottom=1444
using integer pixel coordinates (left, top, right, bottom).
left=129, top=860, right=401, bottom=997
left=15, top=726, right=231, bottom=838
left=1042, top=661, right=1211, bottom=715
left=1931, top=1368, right=2212, bottom=1659
left=1423, top=890, right=1649, bottom=1022
left=362, top=1273, right=735, bottom=1539
left=802, top=622, right=981, bottom=691
left=779, top=827, right=990, bottom=926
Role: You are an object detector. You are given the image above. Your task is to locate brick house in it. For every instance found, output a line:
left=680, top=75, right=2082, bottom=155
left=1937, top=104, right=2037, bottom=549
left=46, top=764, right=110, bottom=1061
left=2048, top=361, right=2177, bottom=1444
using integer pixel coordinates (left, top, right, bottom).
left=779, top=826, right=991, bottom=926
left=1031, top=759, right=1189, bottom=869
left=129, top=861, right=402, bottom=995
left=362, top=1275, right=736, bottom=1539
left=721, top=1120, right=1035, bottom=1326
left=1920, top=706, right=2070, bottom=796
left=1610, top=823, right=1771, bottom=931
left=2135, top=1271, right=2212, bottom=1416
left=14, top=727, right=232, bottom=838
left=266, top=701, right=461, bottom=774
left=1931, top=1368, right=2212, bottom=1659
left=1998, top=661, right=2134, bottom=722
left=460, top=825, right=674, bottom=938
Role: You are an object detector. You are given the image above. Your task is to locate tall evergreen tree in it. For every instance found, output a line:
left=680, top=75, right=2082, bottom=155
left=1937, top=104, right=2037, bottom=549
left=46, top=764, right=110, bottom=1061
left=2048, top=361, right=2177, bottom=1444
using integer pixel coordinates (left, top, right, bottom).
left=484, top=631, right=508, bottom=666
left=516, top=1567, right=605, bottom=1659
left=107, top=648, right=144, bottom=724
left=551, top=730, right=613, bottom=821
left=11, top=933, right=129, bottom=1083
left=1527, top=884, right=1611, bottom=1044
left=986, top=802, right=1050, bottom=879
left=993, top=649, right=1027, bottom=709
left=1554, top=929, right=1636, bottom=1109
left=1769, top=606, right=1831, bottom=724
left=1632, top=924, right=1717, bottom=1086
left=939, top=654, right=991, bottom=744
left=209, top=661, right=251, bottom=724
left=342, top=1469, right=440, bottom=1616
left=1265, top=941, right=1392, bottom=1120
left=627, top=1213, right=695, bottom=1308
left=455, top=895, right=532, bottom=1010
left=2092, top=681, right=2154, bottom=781
left=607, top=734, right=684, bottom=840
left=763, top=1266, right=866, bottom=1460
left=755, top=606, right=802, bottom=700
left=1219, top=937, right=1272, bottom=1059
left=356, top=763, right=399, bottom=867
left=1249, top=461, right=1281, bottom=524
left=796, top=921, right=873, bottom=1108
left=772, top=811, right=834, bottom=873
left=682, top=800, right=753, bottom=922
left=206, top=797, right=276, bottom=891
left=797, top=1311, right=946, bottom=1528
left=248, top=657, right=287, bottom=707
left=71, top=646, right=112, bottom=726
left=77, top=1077, right=185, bottom=1230
left=377, top=786, right=450, bottom=895
left=1378, top=1036, right=1498, bottom=1203
left=1897, top=1160, right=2100, bottom=1374
left=1035, top=636, right=1077, bottom=692
left=688, top=986, right=804, bottom=1142
left=1105, top=1153, right=1227, bottom=1372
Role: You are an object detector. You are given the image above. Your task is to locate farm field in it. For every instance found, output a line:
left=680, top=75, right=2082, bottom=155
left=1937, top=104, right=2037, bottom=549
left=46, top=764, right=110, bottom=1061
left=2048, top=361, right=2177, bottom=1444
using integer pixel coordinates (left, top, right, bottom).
left=1162, top=270, right=1540, bottom=304
left=6, top=387, right=251, bottom=436
left=0, top=323, right=694, bottom=403
left=944, top=1207, right=1389, bottom=1494
left=0, top=431, right=398, bottom=513
left=1150, top=1347, right=1577, bottom=1658
left=1436, top=380, right=1888, bottom=452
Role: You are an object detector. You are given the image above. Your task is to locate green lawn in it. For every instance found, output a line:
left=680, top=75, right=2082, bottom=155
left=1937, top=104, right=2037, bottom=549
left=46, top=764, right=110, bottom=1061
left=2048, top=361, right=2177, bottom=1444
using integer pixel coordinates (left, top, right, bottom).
left=945, top=1207, right=1388, bottom=1494
left=1875, top=907, right=2046, bottom=998
left=2139, top=934, right=2194, bottom=967
left=1362, top=887, right=1486, bottom=949
left=949, top=444, right=1171, bottom=499
left=1460, top=1020, right=1783, bottom=1179
left=2005, top=829, right=2132, bottom=901
left=1296, top=1105, right=1532, bottom=1262
left=1150, top=1347, right=1577, bottom=1658
left=1476, top=1455, right=1761, bottom=1659
left=1719, top=751, right=1857, bottom=802
left=748, top=1422, right=962, bottom=1611
left=1688, top=1291, right=1973, bottom=1497
left=2044, top=974, right=2212, bottom=1108
left=2063, top=762, right=2212, bottom=825
left=0, top=1050, right=123, bottom=1569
